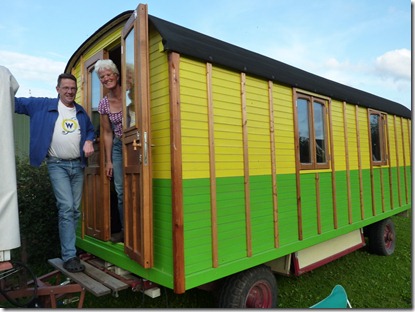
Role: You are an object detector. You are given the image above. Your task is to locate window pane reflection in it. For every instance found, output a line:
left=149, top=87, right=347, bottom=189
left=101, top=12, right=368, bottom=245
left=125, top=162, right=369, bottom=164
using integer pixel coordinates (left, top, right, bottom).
left=125, top=28, right=136, bottom=128
left=313, top=102, right=326, bottom=163
left=91, top=68, right=101, bottom=136
left=297, top=98, right=311, bottom=163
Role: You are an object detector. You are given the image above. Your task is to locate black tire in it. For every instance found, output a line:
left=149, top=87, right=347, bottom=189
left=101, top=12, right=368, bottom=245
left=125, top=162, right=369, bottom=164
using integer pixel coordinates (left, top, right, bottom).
left=367, top=218, right=396, bottom=256
left=0, top=261, right=38, bottom=307
left=217, top=265, right=278, bottom=308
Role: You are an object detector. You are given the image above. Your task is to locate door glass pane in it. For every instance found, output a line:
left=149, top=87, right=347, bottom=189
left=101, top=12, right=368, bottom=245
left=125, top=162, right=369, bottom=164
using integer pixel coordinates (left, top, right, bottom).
left=313, top=102, right=326, bottom=163
left=297, top=98, right=311, bottom=163
left=125, top=28, right=136, bottom=128
left=90, top=68, right=101, bottom=137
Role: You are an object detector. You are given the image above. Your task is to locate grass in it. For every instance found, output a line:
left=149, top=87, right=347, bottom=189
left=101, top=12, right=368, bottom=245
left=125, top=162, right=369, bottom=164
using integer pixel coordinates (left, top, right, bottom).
left=2, top=213, right=411, bottom=309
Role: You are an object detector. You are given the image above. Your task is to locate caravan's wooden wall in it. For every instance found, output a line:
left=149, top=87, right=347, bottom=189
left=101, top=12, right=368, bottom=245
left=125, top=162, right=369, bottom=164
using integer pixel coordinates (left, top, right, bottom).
left=169, top=53, right=411, bottom=289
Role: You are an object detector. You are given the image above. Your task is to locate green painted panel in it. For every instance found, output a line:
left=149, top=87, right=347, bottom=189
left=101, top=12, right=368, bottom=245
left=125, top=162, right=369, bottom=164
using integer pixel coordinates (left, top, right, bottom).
left=362, top=170, right=373, bottom=218
left=319, top=172, right=335, bottom=231
left=299, top=174, right=318, bottom=239
left=275, top=174, right=299, bottom=245
left=152, top=179, right=174, bottom=275
left=249, top=175, right=275, bottom=254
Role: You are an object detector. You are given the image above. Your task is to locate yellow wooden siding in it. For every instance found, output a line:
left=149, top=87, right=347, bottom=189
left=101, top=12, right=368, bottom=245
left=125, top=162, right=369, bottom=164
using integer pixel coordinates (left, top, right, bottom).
left=357, top=107, right=370, bottom=169
left=388, top=114, right=397, bottom=167
left=344, top=103, right=358, bottom=170
left=149, top=31, right=172, bottom=179
left=273, top=84, right=295, bottom=175
left=180, top=58, right=210, bottom=179
left=331, top=100, right=346, bottom=171
left=245, top=76, right=272, bottom=175
left=402, top=118, right=411, bottom=165
left=212, top=67, right=245, bottom=178
left=180, top=60, right=298, bottom=179
left=396, top=117, right=405, bottom=167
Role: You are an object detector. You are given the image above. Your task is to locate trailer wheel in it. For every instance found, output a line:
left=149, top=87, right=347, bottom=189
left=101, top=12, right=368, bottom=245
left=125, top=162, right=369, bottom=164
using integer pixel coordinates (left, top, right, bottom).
left=368, top=218, right=396, bottom=256
left=217, top=265, right=277, bottom=308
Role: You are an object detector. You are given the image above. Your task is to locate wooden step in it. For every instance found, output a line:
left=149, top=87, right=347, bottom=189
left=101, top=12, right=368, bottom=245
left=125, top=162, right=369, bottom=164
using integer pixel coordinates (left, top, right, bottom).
left=48, top=258, right=128, bottom=297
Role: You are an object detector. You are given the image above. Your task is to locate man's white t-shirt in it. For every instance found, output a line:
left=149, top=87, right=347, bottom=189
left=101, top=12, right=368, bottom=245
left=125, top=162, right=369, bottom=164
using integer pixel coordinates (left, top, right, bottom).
left=48, top=100, right=81, bottom=159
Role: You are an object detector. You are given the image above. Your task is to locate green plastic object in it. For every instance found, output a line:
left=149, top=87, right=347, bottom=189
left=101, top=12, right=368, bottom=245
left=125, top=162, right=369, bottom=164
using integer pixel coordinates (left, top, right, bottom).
left=310, top=285, right=351, bottom=309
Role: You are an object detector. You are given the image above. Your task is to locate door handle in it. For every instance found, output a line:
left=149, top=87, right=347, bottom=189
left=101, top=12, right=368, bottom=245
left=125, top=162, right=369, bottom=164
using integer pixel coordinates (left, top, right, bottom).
left=143, top=132, right=148, bottom=165
left=132, top=139, right=141, bottom=150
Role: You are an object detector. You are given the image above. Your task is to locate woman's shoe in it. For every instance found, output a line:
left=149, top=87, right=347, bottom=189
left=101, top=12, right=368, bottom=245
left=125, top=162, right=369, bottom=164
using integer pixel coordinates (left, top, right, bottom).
left=110, top=231, right=124, bottom=243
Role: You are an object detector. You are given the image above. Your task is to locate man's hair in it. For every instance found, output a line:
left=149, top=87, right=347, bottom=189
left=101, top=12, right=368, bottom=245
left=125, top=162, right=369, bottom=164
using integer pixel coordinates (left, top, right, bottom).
left=57, top=73, right=77, bottom=87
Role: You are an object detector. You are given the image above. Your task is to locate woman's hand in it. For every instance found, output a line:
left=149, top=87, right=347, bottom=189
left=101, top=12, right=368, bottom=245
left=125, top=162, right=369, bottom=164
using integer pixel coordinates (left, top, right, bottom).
left=105, top=161, right=114, bottom=179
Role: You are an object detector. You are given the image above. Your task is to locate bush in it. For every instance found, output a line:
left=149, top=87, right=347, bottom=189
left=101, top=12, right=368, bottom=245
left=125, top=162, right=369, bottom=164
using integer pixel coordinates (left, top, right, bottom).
left=13, top=156, right=60, bottom=266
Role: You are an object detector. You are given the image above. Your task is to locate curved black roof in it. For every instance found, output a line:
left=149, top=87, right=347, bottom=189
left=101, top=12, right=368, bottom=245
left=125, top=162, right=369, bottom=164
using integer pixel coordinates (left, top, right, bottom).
left=148, top=15, right=410, bottom=119
left=66, top=10, right=411, bottom=119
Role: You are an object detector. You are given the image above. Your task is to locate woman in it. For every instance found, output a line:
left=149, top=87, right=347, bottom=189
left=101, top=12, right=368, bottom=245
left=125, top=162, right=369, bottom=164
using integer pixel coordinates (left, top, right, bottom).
left=95, top=59, right=124, bottom=243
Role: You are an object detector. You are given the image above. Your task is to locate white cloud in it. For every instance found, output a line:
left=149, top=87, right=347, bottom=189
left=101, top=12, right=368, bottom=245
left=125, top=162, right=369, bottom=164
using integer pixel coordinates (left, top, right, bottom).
left=0, top=50, right=66, bottom=97
left=375, top=49, right=411, bottom=81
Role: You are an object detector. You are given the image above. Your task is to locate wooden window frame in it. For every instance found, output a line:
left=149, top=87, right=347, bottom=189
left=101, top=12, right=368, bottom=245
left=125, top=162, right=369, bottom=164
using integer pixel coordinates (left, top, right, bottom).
left=369, top=109, right=388, bottom=166
left=294, top=91, right=330, bottom=170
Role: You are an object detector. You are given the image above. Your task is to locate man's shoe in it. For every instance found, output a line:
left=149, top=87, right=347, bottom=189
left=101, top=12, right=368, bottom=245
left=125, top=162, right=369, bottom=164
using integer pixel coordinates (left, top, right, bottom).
left=110, top=231, right=124, bottom=243
left=63, top=257, right=85, bottom=273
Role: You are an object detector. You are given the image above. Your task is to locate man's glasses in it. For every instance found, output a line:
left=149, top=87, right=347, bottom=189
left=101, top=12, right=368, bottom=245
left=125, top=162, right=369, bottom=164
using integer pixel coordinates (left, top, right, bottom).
left=60, top=87, right=77, bottom=92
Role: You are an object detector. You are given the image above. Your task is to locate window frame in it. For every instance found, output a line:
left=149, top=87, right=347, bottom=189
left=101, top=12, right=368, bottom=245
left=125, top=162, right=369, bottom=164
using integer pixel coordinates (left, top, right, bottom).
left=294, top=91, right=330, bottom=170
left=368, top=109, right=388, bottom=166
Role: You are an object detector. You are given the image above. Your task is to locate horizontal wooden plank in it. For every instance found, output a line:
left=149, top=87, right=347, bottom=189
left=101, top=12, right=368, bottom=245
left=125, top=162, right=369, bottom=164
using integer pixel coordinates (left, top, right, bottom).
left=48, top=258, right=111, bottom=297
left=82, top=261, right=129, bottom=292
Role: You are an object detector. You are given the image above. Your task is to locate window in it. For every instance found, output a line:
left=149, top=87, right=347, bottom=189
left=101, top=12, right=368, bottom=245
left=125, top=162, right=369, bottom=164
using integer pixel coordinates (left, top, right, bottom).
left=369, top=110, right=387, bottom=165
left=295, top=93, right=329, bottom=170
left=84, top=52, right=104, bottom=138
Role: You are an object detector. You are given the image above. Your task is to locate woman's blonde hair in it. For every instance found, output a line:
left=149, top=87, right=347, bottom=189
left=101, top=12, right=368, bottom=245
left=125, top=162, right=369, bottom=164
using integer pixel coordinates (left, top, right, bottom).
left=94, top=59, right=119, bottom=75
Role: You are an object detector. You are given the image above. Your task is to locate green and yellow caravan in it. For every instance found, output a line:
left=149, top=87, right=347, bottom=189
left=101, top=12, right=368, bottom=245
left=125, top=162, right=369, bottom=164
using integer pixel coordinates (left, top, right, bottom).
left=63, top=4, right=411, bottom=308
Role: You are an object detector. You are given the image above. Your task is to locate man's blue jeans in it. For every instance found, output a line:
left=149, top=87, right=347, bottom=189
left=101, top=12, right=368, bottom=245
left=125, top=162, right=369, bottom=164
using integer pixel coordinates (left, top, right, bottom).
left=112, top=137, right=124, bottom=229
left=46, top=157, right=84, bottom=262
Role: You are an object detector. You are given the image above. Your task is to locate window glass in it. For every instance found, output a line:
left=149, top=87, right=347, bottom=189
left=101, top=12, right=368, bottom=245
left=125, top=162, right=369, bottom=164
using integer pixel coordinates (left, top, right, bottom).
left=89, top=67, right=101, bottom=135
left=125, top=28, right=136, bottom=128
left=91, top=73, right=101, bottom=110
left=297, top=98, right=311, bottom=164
left=314, top=102, right=326, bottom=163
left=370, top=113, right=381, bottom=162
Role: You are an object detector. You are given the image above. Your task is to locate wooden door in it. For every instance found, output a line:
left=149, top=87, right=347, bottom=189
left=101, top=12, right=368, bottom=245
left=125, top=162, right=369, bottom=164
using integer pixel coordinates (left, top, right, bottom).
left=121, top=4, right=153, bottom=268
left=82, top=52, right=111, bottom=241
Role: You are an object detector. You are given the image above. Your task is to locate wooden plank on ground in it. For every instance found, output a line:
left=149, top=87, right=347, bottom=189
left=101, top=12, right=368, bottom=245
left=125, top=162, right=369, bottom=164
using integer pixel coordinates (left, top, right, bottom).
left=48, top=258, right=111, bottom=297
left=82, top=261, right=129, bottom=292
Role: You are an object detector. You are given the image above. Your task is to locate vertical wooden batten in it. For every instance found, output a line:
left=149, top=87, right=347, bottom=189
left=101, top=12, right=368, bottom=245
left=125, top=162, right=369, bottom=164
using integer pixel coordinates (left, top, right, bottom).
left=268, top=81, right=279, bottom=248
left=367, top=110, right=376, bottom=216
left=292, top=89, right=303, bottom=240
left=393, top=116, right=402, bottom=207
left=240, top=73, right=252, bottom=257
left=168, top=52, right=185, bottom=294
left=328, top=100, right=337, bottom=229
left=400, top=117, right=408, bottom=204
left=386, top=116, right=394, bottom=209
left=206, top=63, right=218, bottom=267
left=342, top=102, right=353, bottom=224
left=355, top=106, right=364, bottom=220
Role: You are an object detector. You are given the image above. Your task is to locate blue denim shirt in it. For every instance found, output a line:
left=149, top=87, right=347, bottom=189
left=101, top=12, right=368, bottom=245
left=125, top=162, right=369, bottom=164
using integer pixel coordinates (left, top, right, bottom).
left=15, top=97, right=95, bottom=167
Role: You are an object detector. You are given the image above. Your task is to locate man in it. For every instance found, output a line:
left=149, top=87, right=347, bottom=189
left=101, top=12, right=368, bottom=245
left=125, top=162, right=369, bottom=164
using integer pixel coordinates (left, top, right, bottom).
left=15, top=73, right=95, bottom=273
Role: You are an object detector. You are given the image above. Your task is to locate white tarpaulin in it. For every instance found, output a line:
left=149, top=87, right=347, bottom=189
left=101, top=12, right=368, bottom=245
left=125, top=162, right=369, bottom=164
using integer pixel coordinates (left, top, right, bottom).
left=0, top=65, right=21, bottom=258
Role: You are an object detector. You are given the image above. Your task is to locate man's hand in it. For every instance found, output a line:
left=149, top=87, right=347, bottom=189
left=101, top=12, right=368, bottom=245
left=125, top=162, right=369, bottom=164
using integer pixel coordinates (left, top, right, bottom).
left=83, top=140, right=94, bottom=157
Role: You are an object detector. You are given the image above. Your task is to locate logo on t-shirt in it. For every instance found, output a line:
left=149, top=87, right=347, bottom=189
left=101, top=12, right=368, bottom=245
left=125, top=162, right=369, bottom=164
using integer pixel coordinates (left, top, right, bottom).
left=61, top=118, right=79, bottom=135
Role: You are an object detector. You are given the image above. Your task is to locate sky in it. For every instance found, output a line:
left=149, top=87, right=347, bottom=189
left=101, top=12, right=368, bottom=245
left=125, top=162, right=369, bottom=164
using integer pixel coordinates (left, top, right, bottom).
left=0, top=0, right=411, bottom=110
